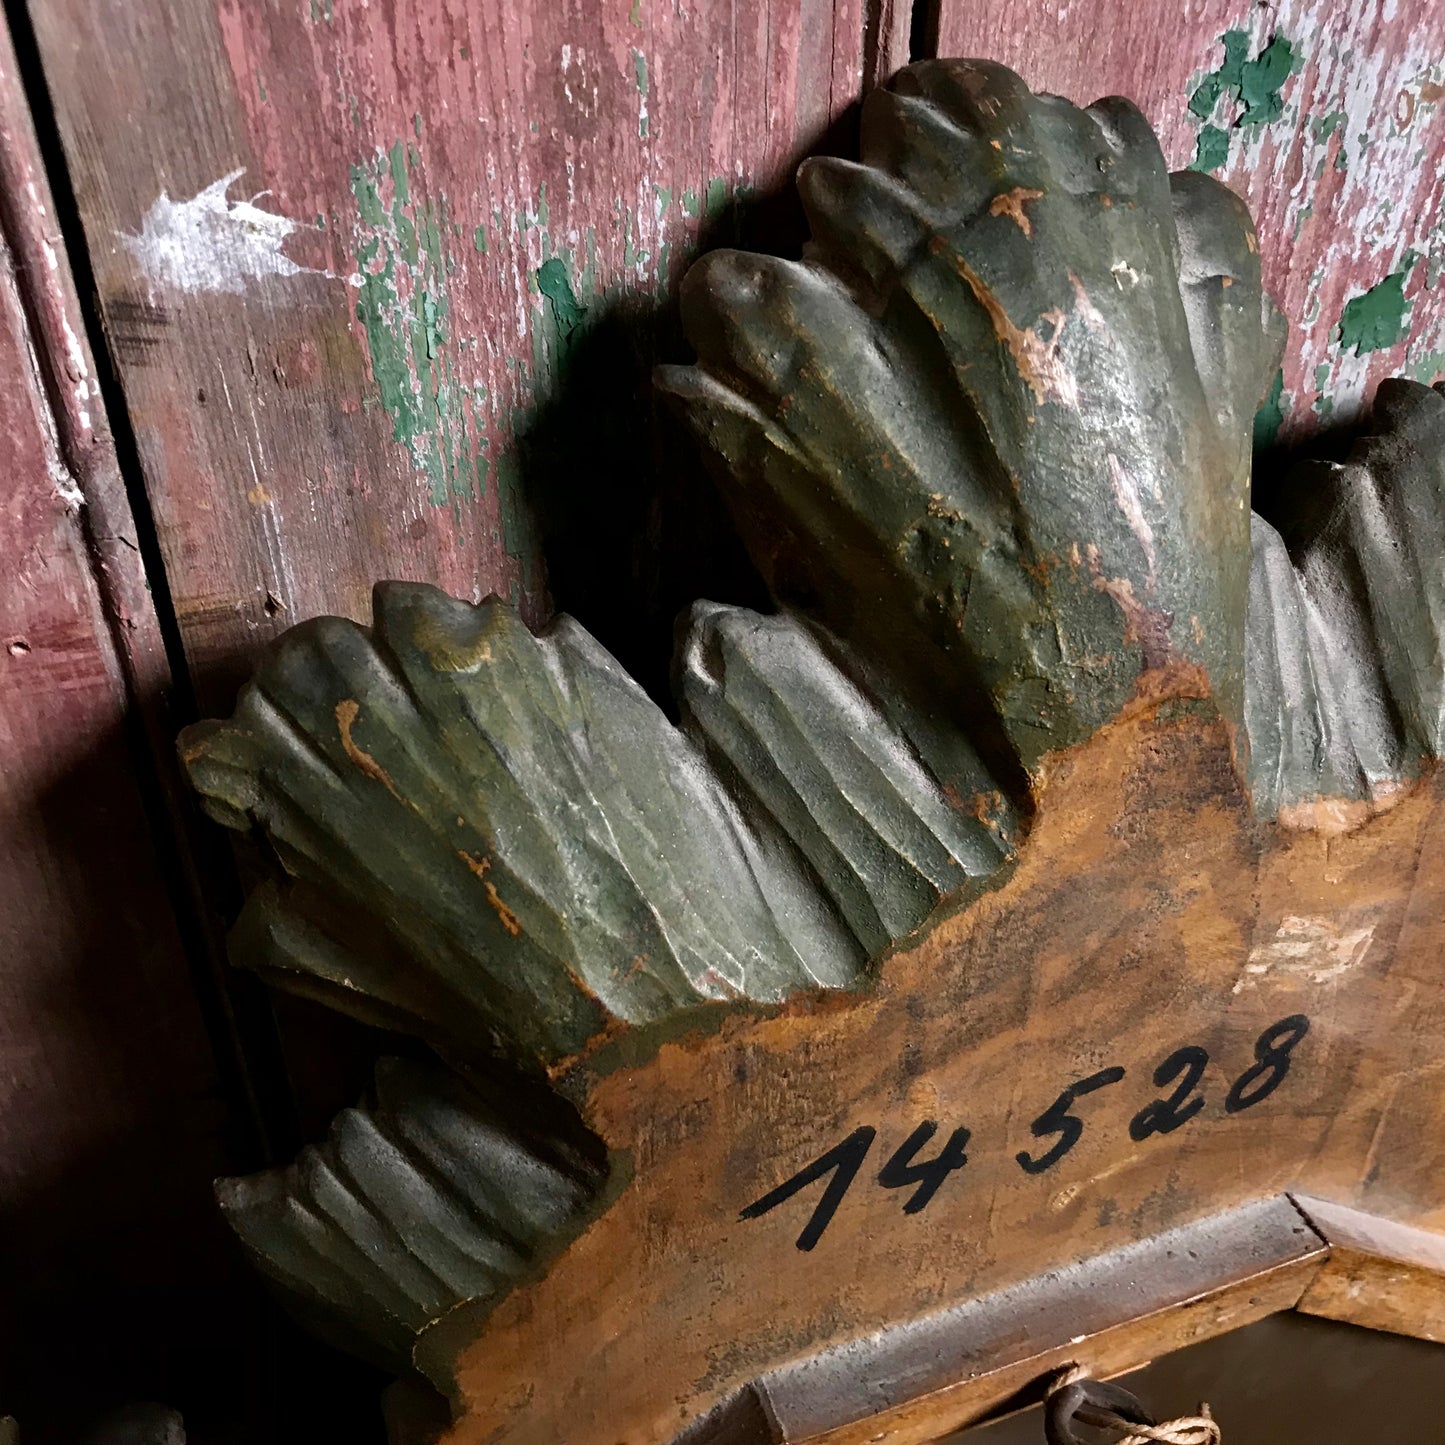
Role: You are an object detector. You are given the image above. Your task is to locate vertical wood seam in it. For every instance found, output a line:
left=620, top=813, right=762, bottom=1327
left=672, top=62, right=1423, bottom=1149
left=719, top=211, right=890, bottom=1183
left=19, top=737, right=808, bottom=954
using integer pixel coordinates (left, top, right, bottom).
left=0, top=0, right=298, bottom=1167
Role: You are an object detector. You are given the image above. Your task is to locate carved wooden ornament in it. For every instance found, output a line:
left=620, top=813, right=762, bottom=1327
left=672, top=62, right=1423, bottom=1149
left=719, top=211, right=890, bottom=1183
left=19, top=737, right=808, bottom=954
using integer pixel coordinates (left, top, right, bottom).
left=181, top=59, right=1445, bottom=1445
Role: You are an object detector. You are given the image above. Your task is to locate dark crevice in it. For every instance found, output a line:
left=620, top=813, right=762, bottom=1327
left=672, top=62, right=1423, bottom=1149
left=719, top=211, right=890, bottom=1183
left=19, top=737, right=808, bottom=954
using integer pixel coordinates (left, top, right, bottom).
left=1, top=0, right=299, bottom=1169
left=909, top=0, right=940, bottom=63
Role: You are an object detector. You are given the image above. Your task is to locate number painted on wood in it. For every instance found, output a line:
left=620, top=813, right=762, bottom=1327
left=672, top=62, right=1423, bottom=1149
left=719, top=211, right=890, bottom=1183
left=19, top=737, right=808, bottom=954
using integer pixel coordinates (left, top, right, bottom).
left=878, top=1120, right=971, bottom=1212
left=740, top=1015, right=1311, bottom=1250
left=1226, top=1015, right=1309, bottom=1113
left=739, top=1126, right=875, bottom=1251
left=1017, top=1067, right=1127, bottom=1174
left=1128, top=1046, right=1209, bottom=1141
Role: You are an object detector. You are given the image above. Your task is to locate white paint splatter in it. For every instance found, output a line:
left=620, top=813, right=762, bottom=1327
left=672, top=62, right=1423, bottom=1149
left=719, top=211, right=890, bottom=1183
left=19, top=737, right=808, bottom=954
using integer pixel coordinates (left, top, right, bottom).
left=58, top=313, right=97, bottom=432
left=1234, top=913, right=1374, bottom=994
left=121, top=168, right=351, bottom=297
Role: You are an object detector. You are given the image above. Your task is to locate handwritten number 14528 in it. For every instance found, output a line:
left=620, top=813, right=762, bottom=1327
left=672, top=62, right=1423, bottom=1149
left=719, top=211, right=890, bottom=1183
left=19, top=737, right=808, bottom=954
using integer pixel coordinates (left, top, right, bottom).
left=740, top=1015, right=1310, bottom=1251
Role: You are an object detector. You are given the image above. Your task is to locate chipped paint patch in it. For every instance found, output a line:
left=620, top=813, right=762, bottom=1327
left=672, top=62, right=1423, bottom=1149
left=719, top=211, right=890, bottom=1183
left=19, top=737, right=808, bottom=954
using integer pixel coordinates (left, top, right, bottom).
left=1337, top=255, right=1418, bottom=355
left=935, top=241, right=1079, bottom=408
left=335, top=698, right=403, bottom=801
left=988, top=186, right=1045, bottom=237
left=350, top=143, right=487, bottom=506
left=1187, top=29, right=1303, bottom=174
left=122, top=168, right=351, bottom=297
left=1253, top=369, right=1287, bottom=448
left=1189, top=30, right=1302, bottom=134
left=1234, top=914, right=1374, bottom=993
left=1188, top=124, right=1232, bottom=173
left=536, top=257, right=586, bottom=341
left=1186, top=8, right=1445, bottom=435
left=1407, top=347, right=1445, bottom=385
left=631, top=48, right=650, bottom=138
left=1106, top=453, right=1158, bottom=589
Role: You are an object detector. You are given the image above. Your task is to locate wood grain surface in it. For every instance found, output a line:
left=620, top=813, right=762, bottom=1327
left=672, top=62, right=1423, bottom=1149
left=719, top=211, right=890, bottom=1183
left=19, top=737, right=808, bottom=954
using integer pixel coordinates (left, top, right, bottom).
left=927, top=0, right=1445, bottom=446
left=27, top=0, right=904, bottom=713
left=1294, top=1195, right=1445, bottom=1341
left=0, top=17, right=240, bottom=1429
left=408, top=679, right=1445, bottom=1444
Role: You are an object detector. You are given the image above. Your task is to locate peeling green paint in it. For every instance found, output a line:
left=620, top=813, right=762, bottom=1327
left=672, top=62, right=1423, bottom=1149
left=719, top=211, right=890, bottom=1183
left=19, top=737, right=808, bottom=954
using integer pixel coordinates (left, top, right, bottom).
left=681, top=187, right=700, bottom=218
left=1189, top=124, right=1232, bottom=173
left=473, top=225, right=487, bottom=254
left=1310, top=109, right=1345, bottom=142
left=653, top=184, right=673, bottom=217
left=1409, top=349, right=1445, bottom=384
left=631, top=49, right=649, bottom=137
left=1338, top=255, right=1420, bottom=356
left=1190, top=30, right=1300, bottom=126
left=1187, top=30, right=1303, bottom=172
left=1253, top=369, right=1287, bottom=449
left=629, top=0, right=642, bottom=23
left=704, top=177, right=728, bottom=221
left=1238, top=35, right=1301, bottom=125
left=1188, top=30, right=1251, bottom=119
left=350, top=143, right=485, bottom=507
left=536, top=258, right=587, bottom=345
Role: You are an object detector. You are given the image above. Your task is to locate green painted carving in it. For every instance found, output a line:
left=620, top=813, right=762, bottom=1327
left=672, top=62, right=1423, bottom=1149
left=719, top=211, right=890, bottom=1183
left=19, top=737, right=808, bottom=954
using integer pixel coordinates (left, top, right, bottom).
left=217, top=1057, right=605, bottom=1367
left=1246, top=379, right=1445, bottom=815
left=183, top=588, right=1008, bottom=1074
left=179, top=60, right=1445, bottom=1376
left=658, top=60, right=1283, bottom=777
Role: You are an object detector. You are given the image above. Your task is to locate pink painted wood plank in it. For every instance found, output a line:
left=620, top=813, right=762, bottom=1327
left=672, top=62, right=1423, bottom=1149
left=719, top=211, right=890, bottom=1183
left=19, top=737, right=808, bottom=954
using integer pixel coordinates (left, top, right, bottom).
left=930, top=0, right=1445, bottom=442
left=0, top=93, right=238, bottom=1445
left=29, top=0, right=878, bottom=710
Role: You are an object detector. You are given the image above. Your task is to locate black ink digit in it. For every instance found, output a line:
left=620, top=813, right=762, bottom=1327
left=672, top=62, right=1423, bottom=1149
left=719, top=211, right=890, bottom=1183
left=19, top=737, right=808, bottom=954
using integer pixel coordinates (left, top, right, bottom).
left=1225, top=1014, right=1310, bottom=1114
left=740, top=1126, right=876, bottom=1251
left=1128, top=1046, right=1209, bottom=1141
left=878, top=1120, right=971, bottom=1213
left=1016, top=1066, right=1127, bottom=1174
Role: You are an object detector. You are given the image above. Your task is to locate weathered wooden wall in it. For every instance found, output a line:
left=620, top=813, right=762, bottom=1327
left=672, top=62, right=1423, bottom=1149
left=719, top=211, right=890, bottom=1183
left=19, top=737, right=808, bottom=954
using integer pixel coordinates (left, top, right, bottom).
left=0, top=16, right=250, bottom=1436
left=27, top=0, right=907, bottom=714
left=926, top=0, right=1445, bottom=448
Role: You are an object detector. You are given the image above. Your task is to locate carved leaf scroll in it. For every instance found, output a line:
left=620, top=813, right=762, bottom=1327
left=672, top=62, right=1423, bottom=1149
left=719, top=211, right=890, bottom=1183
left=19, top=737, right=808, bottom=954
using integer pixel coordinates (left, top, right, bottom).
left=180, top=58, right=1445, bottom=1390
left=658, top=59, right=1284, bottom=777
left=1247, top=379, right=1445, bottom=819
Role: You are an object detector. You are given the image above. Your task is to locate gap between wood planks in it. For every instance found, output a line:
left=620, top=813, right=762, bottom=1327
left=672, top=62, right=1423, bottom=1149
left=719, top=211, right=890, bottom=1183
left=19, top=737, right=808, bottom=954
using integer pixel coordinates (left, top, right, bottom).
left=0, top=0, right=300, bottom=1169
